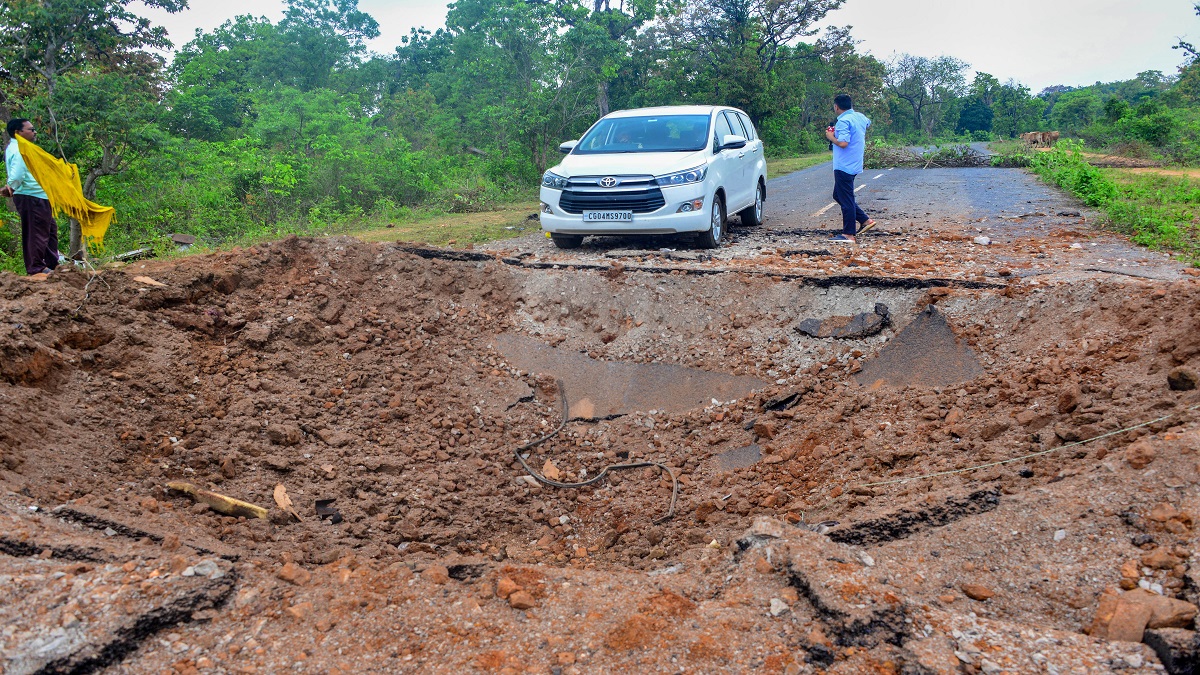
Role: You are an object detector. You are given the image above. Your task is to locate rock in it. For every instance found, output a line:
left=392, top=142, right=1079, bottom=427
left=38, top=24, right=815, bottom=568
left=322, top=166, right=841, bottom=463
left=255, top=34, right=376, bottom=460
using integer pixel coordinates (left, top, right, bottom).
left=276, top=561, right=311, bottom=586
left=1015, top=409, right=1051, bottom=430
left=1142, top=628, right=1200, bottom=675
left=285, top=601, right=313, bottom=620
left=1168, top=367, right=1199, bottom=391
left=973, top=236, right=991, bottom=246
left=266, top=425, right=302, bottom=447
left=1124, top=589, right=1199, bottom=629
left=752, top=420, right=777, bottom=439
left=496, top=577, right=520, bottom=599
left=1120, top=560, right=1142, bottom=580
left=422, top=565, right=450, bottom=585
left=937, top=594, right=956, bottom=604
left=944, top=408, right=965, bottom=426
left=1107, top=596, right=1154, bottom=642
left=1126, top=440, right=1156, bottom=469
left=962, top=584, right=994, bottom=601
left=1149, top=503, right=1180, bottom=522
left=1142, top=548, right=1183, bottom=570
left=978, top=418, right=1012, bottom=441
left=508, top=590, right=536, bottom=610
left=317, top=429, right=354, bottom=448
left=188, top=560, right=224, bottom=579
left=1057, top=381, right=1081, bottom=414
left=769, top=598, right=790, bottom=616
left=242, top=323, right=271, bottom=346
left=218, top=455, right=237, bottom=479
left=746, top=516, right=786, bottom=540
left=541, top=460, right=562, bottom=481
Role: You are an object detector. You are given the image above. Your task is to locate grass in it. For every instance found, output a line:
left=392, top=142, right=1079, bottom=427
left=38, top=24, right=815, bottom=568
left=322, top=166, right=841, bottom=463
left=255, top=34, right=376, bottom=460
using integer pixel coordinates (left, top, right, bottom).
left=1031, top=141, right=1199, bottom=266
left=1102, top=169, right=1200, bottom=264
left=767, top=153, right=828, bottom=177
left=349, top=202, right=539, bottom=246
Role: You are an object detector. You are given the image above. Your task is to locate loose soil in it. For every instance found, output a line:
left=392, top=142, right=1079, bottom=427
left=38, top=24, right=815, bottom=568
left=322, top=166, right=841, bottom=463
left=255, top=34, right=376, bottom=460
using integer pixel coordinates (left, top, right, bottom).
left=2, top=182, right=1200, bottom=673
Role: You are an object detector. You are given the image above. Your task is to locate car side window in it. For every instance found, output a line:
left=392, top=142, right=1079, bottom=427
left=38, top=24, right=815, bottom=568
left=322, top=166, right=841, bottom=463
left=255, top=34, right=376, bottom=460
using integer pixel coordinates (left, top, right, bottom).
left=737, top=112, right=757, bottom=141
left=713, top=113, right=733, bottom=150
left=725, top=111, right=748, bottom=139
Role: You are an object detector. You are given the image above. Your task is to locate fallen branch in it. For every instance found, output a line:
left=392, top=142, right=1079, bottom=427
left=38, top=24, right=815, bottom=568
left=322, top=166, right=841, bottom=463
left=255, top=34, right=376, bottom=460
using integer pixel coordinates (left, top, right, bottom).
left=167, top=481, right=268, bottom=519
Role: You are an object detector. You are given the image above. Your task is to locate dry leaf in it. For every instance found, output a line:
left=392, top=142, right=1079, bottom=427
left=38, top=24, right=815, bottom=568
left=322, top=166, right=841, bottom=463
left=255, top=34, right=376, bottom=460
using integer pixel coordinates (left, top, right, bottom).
left=273, top=483, right=301, bottom=521
left=541, top=459, right=562, bottom=481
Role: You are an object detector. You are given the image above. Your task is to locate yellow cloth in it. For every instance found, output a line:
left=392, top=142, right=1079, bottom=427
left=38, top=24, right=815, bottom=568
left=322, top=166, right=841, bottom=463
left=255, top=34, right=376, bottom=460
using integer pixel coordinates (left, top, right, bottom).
left=15, top=136, right=114, bottom=248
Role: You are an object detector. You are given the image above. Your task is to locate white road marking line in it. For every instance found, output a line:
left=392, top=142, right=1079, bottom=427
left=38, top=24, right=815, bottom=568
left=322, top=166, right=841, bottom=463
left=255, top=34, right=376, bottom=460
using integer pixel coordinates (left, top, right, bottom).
left=854, top=184, right=865, bottom=192
left=872, top=173, right=884, bottom=179
left=812, top=201, right=838, bottom=217
left=888, top=167, right=894, bottom=171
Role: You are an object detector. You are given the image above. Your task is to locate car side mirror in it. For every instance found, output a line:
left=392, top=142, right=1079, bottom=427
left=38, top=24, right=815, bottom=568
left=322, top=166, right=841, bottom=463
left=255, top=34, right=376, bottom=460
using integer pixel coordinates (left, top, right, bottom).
left=559, top=140, right=579, bottom=154
left=720, top=134, right=747, bottom=151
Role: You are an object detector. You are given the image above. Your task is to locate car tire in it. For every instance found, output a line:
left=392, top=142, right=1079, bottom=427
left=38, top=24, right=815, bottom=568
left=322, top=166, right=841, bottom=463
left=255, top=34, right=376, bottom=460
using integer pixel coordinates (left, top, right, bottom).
left=697, top=194, right=725, bottom=249
left=738, top=181, right=764, bottom=227
left=550, top=233, right=584, bottom=249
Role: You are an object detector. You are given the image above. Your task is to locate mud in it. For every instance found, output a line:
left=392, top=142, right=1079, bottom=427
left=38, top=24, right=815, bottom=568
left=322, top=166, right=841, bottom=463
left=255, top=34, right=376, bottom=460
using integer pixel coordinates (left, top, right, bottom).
left=0, top=226, right=1198, bottom=673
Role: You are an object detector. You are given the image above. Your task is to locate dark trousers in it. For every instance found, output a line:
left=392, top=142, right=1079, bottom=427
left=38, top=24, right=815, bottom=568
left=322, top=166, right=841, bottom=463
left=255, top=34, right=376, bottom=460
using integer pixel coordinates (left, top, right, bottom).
left=13, top=194, right=59, bottom=274
left=833, top=169, right=869, bottom=236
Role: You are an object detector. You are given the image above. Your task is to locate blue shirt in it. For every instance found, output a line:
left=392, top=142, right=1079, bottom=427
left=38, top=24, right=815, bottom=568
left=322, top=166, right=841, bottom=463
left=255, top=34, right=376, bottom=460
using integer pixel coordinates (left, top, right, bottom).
left=5, top=139, right=48, bottom=199
left=831, top=109, right=871, bottom=176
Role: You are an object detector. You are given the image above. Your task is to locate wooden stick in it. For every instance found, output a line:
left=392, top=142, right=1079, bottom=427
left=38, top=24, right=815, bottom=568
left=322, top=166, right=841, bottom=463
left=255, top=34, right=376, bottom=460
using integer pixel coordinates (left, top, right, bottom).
left=167, top=481, right=268, bottom=519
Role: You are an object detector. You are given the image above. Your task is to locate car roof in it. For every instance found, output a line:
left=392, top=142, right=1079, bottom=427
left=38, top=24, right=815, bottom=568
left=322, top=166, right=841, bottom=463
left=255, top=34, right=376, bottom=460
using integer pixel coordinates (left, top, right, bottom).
left=604, top=106, right=744, bottom=119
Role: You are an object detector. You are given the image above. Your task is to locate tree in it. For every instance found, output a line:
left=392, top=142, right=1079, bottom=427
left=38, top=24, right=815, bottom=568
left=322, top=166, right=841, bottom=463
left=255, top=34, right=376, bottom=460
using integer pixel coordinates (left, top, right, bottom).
left=991, top=79, right=1045, bottom=137
left=0, top=0, right=187, bottom=253
left=885, top=54, right=968, bottom=137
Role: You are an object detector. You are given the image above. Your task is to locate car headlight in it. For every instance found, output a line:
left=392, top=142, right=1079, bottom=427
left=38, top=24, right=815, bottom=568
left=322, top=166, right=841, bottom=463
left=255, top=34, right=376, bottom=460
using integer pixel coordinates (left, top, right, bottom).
left=655, top=166, right=707, bottom=187
left=542, top=171, right=570, bottom=189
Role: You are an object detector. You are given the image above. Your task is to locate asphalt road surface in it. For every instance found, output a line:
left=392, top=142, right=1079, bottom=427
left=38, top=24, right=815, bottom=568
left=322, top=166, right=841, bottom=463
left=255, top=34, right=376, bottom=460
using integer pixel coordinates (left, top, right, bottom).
left=484, top=159, right=1187, bottom=282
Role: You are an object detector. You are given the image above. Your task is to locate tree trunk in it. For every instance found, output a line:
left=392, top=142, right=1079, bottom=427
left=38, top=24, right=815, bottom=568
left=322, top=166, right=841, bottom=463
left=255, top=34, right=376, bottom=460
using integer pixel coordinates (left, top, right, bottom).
left=68, top=218, right=82, bottom=259
left=597, top=81, right=610, bottom=117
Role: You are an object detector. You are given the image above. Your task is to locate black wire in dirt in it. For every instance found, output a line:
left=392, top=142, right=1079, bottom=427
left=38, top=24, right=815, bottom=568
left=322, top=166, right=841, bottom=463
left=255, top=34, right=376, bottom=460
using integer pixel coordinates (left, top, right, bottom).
left=512, top=379, right=679, bottom=525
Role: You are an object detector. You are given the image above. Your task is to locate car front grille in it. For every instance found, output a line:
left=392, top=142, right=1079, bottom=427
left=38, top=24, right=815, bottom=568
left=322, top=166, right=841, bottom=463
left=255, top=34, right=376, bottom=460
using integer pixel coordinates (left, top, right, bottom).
left=558, top=188, right=666, bottom=214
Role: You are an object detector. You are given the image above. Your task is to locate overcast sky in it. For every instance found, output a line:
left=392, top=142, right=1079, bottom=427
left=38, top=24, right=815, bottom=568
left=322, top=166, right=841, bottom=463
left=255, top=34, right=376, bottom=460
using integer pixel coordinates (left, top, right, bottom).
left=138, top=0, right=1199, bottom=92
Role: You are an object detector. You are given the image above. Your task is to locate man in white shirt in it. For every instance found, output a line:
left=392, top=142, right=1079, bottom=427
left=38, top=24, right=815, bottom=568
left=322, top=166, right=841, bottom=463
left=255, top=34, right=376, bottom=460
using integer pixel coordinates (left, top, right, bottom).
left=2, top=118, right=60, bottom=275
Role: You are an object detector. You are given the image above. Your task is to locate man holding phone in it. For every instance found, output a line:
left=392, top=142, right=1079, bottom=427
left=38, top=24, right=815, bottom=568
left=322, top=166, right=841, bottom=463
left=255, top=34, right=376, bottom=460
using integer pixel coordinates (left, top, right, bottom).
left=824, top=95, right=875, bottom=244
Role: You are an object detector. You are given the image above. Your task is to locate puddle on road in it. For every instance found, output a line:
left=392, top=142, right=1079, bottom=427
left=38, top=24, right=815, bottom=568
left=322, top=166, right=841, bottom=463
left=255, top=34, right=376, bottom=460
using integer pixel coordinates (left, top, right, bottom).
left=856, top=306, right=983, bottom=389
left=493, top=334, right=767, bottom=419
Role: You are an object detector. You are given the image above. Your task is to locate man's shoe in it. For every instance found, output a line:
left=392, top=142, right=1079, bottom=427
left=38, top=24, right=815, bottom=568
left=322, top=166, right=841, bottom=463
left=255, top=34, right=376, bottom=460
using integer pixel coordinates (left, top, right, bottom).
left=830, top=234, right=857, bottom=244
left=857, top=219, right=877, bottom=234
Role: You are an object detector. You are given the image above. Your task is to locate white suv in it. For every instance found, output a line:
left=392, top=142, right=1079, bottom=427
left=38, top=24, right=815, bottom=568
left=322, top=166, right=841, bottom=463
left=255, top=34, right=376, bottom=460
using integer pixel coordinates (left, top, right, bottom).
left=539, top=105, right=767, bottom=249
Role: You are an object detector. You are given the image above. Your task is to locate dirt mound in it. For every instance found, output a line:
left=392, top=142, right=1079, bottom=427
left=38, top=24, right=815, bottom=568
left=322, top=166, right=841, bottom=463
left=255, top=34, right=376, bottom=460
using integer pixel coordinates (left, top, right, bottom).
left=2, top=236, right=1200, bottom=672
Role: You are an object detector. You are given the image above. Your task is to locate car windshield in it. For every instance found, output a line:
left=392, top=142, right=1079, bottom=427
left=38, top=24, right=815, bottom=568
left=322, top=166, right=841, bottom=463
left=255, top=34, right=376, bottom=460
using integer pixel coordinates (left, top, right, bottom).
left=573, top=114, right=711, bottom=154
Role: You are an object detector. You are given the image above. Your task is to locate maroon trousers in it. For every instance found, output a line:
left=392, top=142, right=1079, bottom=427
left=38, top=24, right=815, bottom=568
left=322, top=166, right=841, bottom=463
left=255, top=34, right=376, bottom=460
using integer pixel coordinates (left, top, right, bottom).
left=13, top=194, right=58, bottom=274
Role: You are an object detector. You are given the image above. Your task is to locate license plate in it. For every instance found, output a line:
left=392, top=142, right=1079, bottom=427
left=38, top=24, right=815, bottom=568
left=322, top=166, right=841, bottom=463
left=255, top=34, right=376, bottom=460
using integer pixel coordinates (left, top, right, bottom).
left=583, top=210, right=633, bottom=222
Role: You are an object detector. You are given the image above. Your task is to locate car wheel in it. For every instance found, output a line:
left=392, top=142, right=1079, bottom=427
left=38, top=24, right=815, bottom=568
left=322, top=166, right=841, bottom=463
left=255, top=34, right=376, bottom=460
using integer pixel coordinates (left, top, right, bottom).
left=550, top=233, right=584, bottom=249
left=738, top=181, right=764, bottom=227
left=697, top=195, right=725, bottom=249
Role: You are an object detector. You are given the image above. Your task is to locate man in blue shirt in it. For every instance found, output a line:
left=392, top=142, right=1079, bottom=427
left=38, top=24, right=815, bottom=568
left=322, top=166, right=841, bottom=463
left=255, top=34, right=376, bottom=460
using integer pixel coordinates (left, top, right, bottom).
left=824, top=95, right=875, bottom=244
left=2, top=118, right=60, bottom=275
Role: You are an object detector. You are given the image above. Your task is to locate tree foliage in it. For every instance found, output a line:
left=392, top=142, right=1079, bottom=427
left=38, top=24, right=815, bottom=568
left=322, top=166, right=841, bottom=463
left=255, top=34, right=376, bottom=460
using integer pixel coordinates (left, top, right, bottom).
left=5, top=0, right=1195, bottom=263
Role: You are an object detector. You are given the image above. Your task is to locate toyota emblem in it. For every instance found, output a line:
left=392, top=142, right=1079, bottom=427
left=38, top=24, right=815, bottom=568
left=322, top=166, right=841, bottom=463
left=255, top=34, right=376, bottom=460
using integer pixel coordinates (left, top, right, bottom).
left=599, top=176, right=619, bottom=188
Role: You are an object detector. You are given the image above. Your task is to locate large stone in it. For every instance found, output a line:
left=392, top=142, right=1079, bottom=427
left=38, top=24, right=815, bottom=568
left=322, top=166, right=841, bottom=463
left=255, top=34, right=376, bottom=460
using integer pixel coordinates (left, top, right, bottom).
left=978, top=418, right=1012, bottom=441
left=1108, top=598, right=1154, bottom=642
left=1123, top=589, right=1199, bottom=629
left=1143, top=628, right=1200, bottom=675
left=1167, top=367, right=1199, bottom=391
left=266, top=424, right=302, bottom=447
left=796, top=304, right=890, bottom=340
left=1126, top=440, right=1157, bottom=469
left=1057, top=381, right=1081, bottom=414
